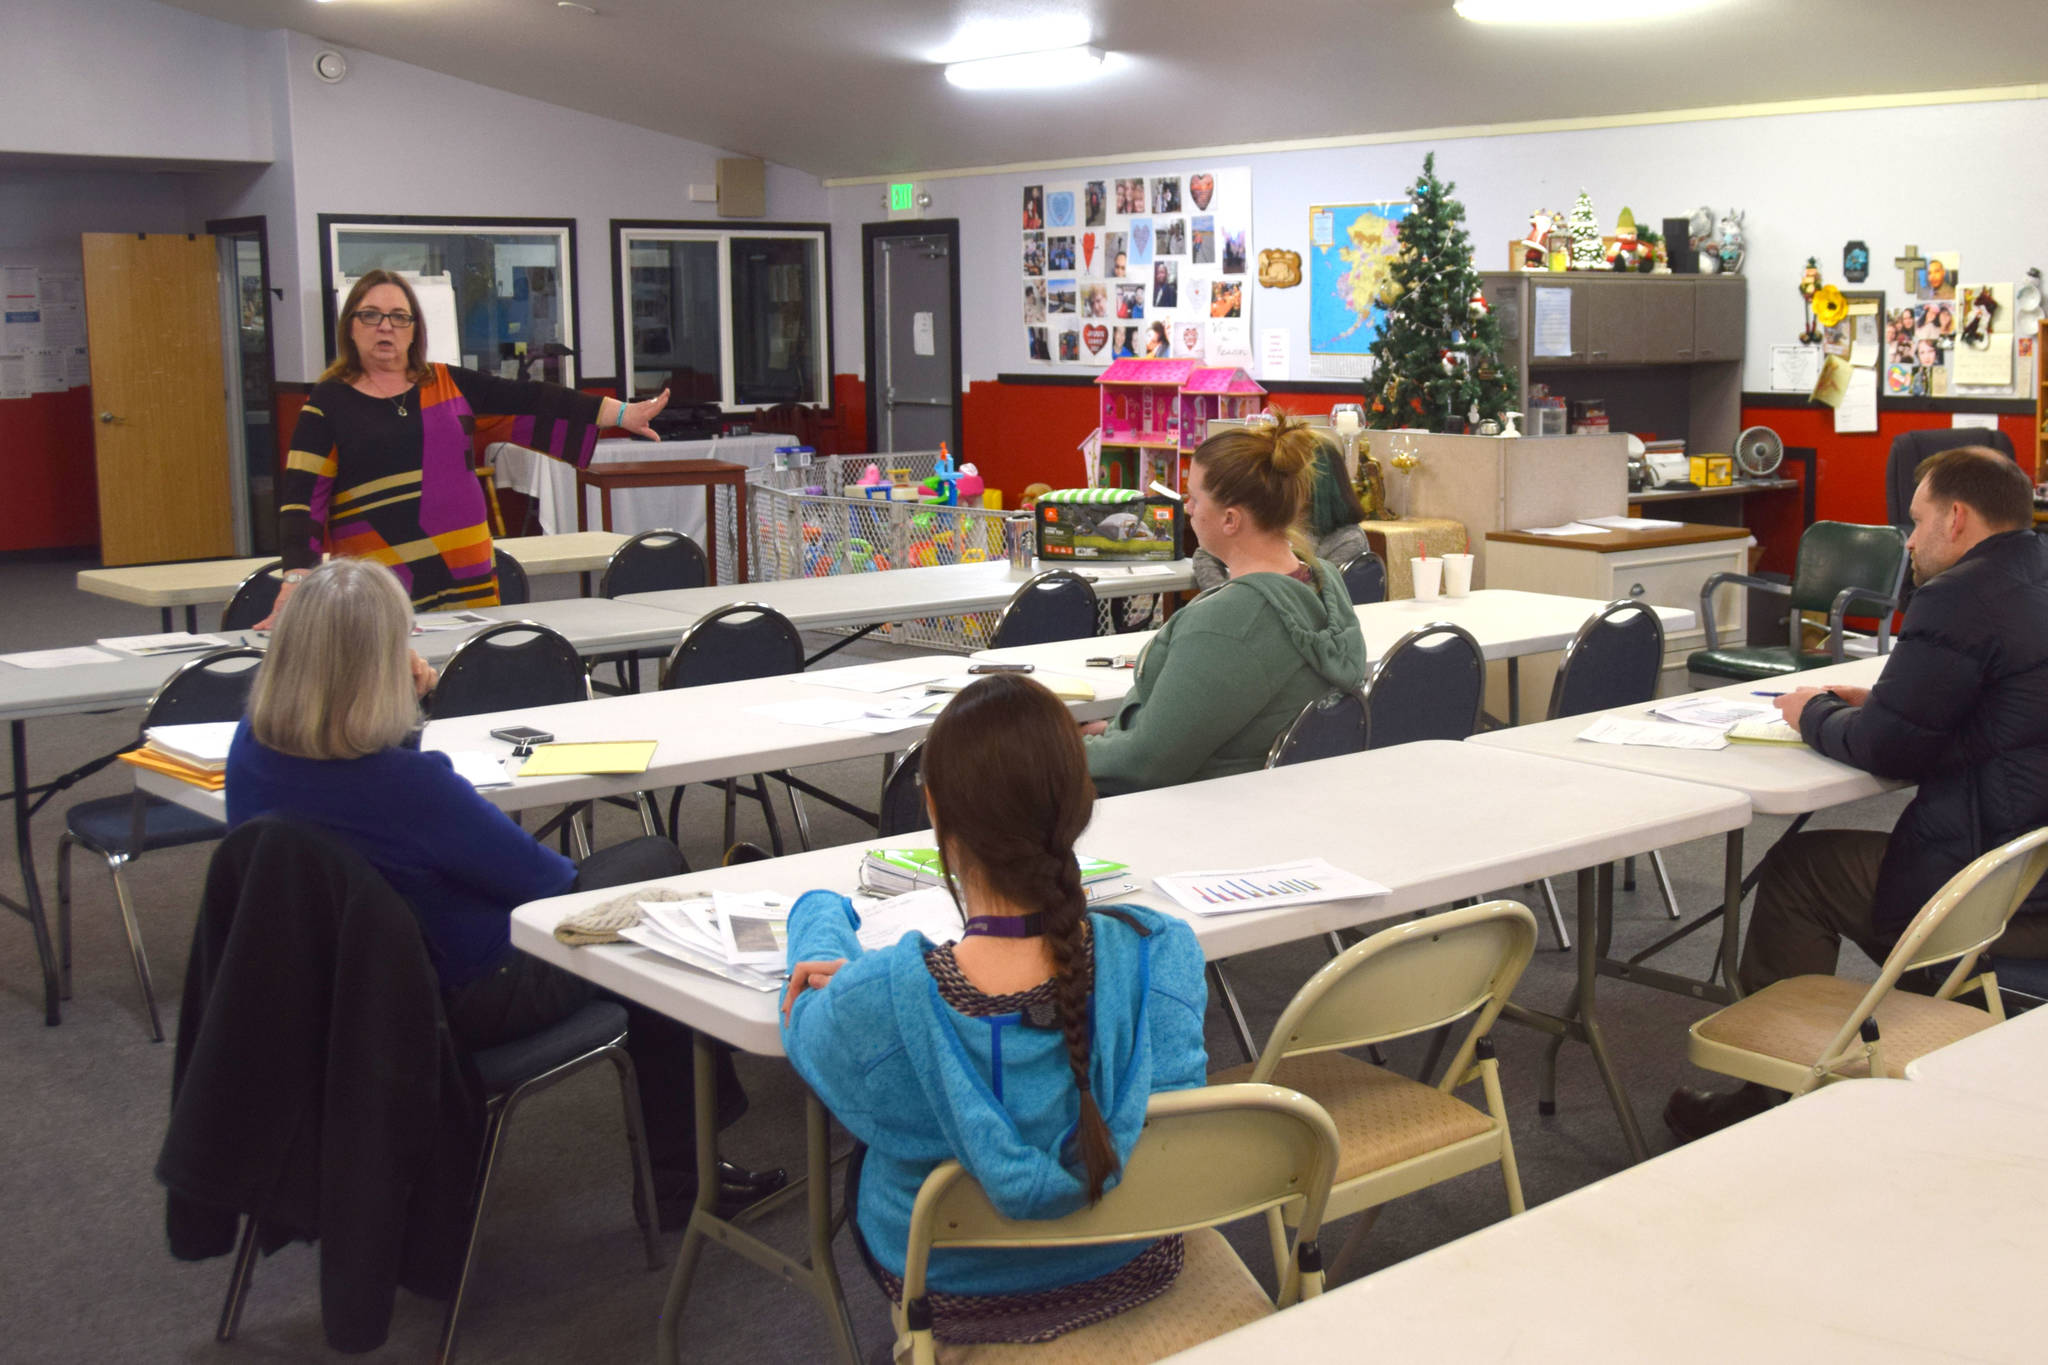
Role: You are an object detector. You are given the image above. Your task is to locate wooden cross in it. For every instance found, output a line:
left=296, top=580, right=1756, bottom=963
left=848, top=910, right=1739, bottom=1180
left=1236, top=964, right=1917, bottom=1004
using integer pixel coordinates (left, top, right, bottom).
left=1894, top=244, right=1926, bottom=294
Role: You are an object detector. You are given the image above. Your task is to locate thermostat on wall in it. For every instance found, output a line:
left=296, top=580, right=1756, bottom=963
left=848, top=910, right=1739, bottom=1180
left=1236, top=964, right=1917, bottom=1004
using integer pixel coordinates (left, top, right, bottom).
left=314, top=50, right=348, bottom=83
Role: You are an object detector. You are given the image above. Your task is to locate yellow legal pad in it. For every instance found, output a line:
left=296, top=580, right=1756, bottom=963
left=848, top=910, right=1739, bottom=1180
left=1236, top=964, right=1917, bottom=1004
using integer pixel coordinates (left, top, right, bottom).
left=516, top=740, right=659, bottom=777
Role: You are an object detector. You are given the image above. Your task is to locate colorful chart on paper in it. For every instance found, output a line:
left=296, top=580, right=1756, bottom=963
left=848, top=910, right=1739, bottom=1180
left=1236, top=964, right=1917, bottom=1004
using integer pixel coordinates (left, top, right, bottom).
left=1308, top=201, right=1412, bottom=357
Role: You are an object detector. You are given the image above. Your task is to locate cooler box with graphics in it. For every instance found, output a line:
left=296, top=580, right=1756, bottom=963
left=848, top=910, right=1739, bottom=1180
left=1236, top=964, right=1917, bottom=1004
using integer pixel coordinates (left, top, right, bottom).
left=1034, top=488, right=1186, bottom=563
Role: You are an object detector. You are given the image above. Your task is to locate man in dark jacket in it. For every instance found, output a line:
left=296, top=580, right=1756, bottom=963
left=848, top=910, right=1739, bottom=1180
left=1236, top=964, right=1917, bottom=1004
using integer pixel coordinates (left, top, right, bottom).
left=1667, top=446, right=2048, bottom=1140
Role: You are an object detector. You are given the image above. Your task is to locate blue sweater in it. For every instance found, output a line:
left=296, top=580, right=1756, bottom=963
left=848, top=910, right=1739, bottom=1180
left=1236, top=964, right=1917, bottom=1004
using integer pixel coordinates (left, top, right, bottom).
left=224, top=721, right=576, bottom=990
left=780, top=892, right=1209, bottom=1295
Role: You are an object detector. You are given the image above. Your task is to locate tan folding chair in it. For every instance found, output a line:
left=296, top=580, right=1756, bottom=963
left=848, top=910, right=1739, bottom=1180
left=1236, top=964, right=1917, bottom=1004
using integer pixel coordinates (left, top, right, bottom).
left=894, top=1083, right=1340, bottom=1365
left=1211, top=900, right=1537, bottom=1283
left=1688, top=826, right=2048, bottom=1092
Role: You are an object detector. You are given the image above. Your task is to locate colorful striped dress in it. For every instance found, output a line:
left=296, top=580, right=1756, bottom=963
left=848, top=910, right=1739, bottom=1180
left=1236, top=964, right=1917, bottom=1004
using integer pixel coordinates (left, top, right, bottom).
left=280, top=364, right=604, bottom=610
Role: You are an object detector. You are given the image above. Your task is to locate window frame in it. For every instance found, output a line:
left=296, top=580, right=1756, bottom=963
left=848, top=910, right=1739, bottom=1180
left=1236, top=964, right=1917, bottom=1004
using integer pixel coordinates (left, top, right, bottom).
left=317, top=213, right=581, bottom=386
left=609, top=218, right=834, bottom=412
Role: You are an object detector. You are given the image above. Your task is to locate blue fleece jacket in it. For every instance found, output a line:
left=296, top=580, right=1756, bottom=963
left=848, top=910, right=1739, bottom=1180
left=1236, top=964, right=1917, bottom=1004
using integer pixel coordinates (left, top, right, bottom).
left=780, top=892, right=1209, bottom=1295
left=224, top=720, right=576, bottom=990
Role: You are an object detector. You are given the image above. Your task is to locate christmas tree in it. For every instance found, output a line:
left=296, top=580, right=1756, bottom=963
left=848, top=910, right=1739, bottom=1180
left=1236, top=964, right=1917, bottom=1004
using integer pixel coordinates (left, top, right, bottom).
left=1567, top=189, right=1603, bottom=270
left=1364, top=152, right=1516, bottom=433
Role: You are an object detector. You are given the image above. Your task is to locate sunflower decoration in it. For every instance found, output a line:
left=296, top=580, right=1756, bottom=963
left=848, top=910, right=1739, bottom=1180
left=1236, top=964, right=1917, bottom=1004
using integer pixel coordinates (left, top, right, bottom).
left=1811, top=284, right=1849, bottom=329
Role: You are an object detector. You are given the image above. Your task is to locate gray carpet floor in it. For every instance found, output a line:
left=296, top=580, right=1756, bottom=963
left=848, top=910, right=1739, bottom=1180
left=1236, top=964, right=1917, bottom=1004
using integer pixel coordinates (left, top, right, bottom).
left=0, top=557, right=1904, bottom=1364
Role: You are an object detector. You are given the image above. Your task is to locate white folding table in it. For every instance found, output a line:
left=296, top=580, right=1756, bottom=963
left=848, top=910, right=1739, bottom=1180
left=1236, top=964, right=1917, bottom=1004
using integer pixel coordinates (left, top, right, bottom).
left=508, top=740, right=1746, bottom=1362
left=1905, top=1001, right=2048, bottom=1112
left=621, top=560, right=1198, bottom=665
left=1168, top=1080, right=2048, bottom=1365
left=73, top=531, right=632, bottom=631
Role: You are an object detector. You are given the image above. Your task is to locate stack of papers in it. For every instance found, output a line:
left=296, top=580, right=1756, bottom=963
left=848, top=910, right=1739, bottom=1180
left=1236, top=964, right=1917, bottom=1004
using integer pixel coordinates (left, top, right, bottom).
left=852, top=885, right=966, bottom=951
left=1648, top=697, right=1781, bottom=732
left=618, top=891, right=793, bottom=991
left=1155, top=858, right=1389, bottom=917
left=860, top=846, right=1130, bottom=896
left=97, top=632, right=233, bottom=656
left=1516, top=522, right=1605, bottom=537
left=412, top=611, right=493, bottom=634
left=1577, top=716, right=1729, bottom=750
left=120, top=720, right=242, bottom=791
left=1580, top=515, right=1683, bottom=531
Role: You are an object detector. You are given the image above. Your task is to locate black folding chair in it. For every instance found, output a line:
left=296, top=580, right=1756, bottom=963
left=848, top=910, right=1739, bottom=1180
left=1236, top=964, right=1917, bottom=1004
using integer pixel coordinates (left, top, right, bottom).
left=659, top=604, right=817, bottom=853
left=1362, top=622, right=1486, bottom=748
left=990, top=570, right=1099, bottom=649
left=1336, top=551, right=1388, bottom=606
left=57, top=647, right=263, bottom=1040
left=877, top=743, right=931, bottom=838
left=220, top=561, right=285, bottom=632
left=492, top=547, right=531, bottom=606
left=429, top=622, right=588, bottom=720
left=1532, top=601, right=1675, bottom=950
left=598, top=530, right=709, bottom=691
left=1266, top=689, right=1370, bottom=768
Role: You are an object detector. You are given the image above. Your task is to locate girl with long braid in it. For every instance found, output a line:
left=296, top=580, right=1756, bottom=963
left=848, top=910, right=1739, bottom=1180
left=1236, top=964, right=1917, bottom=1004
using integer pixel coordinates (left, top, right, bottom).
left=779, top=674, right=1209, bottom=1344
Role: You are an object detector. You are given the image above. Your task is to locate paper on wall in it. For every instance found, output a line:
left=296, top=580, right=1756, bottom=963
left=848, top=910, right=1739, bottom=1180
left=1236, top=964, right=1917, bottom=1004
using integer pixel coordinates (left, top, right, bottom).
left=1950, top=413, right=2000, bottom=430
left=1952, top=282, right=2014, bottom=388
left=1833, top=362, right=1878, bottom=434
left=28, top=348, right=63, bottom=394
left=0, top=353, right=27, bottom=400
left=1259, top=327, right=1290, bottom=380
left=1769, top=344, right=1822, bottom=391
left=1531, top=286, right=1572, bottom=358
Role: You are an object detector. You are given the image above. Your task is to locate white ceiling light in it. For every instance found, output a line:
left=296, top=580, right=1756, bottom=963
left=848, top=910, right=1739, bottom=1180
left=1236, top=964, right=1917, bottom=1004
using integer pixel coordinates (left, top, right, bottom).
left=1454, top=0, right=1724, bottom=23
left=944, top=44, right=1107, bottom=91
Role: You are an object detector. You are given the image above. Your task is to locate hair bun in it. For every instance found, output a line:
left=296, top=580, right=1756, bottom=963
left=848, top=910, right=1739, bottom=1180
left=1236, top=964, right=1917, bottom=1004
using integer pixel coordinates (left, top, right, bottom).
left=1265, top=415, right=1317, bottom=477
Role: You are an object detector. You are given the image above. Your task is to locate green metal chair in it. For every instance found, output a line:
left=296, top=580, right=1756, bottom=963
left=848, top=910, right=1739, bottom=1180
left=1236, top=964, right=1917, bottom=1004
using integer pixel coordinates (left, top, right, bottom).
left=1687, top=521, right=1907, bottom=684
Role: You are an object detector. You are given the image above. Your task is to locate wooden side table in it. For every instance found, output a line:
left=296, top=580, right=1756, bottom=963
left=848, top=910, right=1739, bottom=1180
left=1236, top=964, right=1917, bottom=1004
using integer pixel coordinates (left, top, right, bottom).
left=575, top=459, right=750, bottom=581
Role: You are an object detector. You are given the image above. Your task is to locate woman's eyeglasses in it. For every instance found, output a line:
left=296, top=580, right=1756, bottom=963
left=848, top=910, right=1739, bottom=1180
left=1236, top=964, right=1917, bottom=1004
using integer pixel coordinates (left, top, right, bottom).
left=351, top=308, right=416, bottom=330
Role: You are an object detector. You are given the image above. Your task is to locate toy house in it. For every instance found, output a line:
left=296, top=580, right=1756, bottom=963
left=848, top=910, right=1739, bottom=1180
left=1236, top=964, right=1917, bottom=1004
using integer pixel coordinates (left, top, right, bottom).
left=1094, top=359, right=1265, bottom=492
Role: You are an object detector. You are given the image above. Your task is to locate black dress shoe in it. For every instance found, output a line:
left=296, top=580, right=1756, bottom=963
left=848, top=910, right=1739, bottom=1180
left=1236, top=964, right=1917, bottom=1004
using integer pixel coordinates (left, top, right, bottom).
left=1662, top=1083, right=1781, bottom=1144
left=647, top=1162, right=790, bottom=1231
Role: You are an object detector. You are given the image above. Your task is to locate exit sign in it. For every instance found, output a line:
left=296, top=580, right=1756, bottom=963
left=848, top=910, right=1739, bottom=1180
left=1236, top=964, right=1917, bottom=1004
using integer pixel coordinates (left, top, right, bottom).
left=889, top=182, right=916, bottom=212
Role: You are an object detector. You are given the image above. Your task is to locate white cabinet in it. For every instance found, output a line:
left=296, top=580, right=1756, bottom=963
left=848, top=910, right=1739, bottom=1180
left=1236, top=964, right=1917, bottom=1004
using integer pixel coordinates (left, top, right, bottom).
left=1483, top=525, right=1753, bottom=713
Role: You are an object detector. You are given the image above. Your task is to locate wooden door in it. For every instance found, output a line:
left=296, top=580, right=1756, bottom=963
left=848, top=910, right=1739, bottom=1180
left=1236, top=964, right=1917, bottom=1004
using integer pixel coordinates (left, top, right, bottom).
left=1691, top=279, right=1747, bottom=363
left=83, top=233, right=234, bottom=565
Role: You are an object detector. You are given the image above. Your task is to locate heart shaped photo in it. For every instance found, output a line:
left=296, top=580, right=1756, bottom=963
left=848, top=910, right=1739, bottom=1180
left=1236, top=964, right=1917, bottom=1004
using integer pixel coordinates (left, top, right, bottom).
left=1189, top=173, right=1215, bottom=211
left=1181, top=324, right=1203, bottom=355
left=1082, top=233, right=1096, bottom=269
left=1083, top=323, right=1109, bottom=356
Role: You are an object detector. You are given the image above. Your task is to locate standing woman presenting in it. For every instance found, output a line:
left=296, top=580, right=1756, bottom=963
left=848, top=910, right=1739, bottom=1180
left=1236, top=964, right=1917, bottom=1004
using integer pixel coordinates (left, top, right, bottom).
left=269, top=270, right=671, bottom=619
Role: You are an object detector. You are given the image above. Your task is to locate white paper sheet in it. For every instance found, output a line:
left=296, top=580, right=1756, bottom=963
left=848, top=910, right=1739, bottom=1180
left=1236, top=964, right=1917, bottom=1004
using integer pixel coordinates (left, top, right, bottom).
left=143, top=721, right=240, bottom=766
left=412, top=610, right=493, bottom=633
left=805, top=661, right=958, bottom=694
left=1833, top=363, right=1878, bottom=434
left=97, top=632, right=231, bottom=656
left=1517, top=522, right=1604, bottom=537
left=1580, top=516, right=1683, bottom=531
left=1531, top=287, right=1573, bottom=358
left=1259, top=327, right=1290, bottom=381
left=1648, top=697, right=1780, bottom=731
left=1, top=646, right=122, bottom=669
left=854, top=885, right=965, bottom=951
left=443, top=749, right=515, bottom=789
left=1769, top=345, right=1822, bottom=392
left=1577, top=715, right=1729, bottom=750
left=1154, top=858, right=1389, bottom=917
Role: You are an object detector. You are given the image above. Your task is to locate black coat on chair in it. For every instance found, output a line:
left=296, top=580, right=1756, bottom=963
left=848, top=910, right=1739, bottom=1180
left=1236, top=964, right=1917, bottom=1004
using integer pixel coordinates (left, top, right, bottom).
left=158, top=819, right=482, bottom=1354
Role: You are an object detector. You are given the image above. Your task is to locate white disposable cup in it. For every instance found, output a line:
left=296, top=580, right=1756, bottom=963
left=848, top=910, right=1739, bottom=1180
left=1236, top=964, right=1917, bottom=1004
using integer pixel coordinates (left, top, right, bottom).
left=1442, top=553, right=1474, bottom=597
left=1410, top=557, right=1443, bottom=601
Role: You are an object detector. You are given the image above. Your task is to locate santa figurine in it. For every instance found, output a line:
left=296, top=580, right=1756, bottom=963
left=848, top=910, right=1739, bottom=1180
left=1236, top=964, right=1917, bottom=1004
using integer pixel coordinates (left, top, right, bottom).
left=1517, top=210, right=1554, bottom=271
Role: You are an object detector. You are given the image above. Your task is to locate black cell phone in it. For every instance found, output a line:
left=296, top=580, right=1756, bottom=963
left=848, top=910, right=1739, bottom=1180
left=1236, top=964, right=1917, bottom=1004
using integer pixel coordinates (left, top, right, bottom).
left=489, top=725, right=555, bottom=746
left=967, top=663, right=1034, bottom=674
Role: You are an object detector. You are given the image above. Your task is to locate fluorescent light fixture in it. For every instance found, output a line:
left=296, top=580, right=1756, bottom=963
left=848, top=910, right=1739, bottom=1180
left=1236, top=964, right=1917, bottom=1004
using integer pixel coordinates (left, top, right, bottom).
left=1454, top=0, right=1723, bottom=22
left=944, top=44, right=1106, bottom=91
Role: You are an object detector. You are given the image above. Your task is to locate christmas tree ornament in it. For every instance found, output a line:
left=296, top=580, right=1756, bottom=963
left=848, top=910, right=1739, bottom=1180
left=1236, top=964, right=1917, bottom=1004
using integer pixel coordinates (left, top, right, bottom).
left=1469, top=293, right=1490, bottom=317
left=1567, top=191, right=1603, bottom=271
left=1842, top=240, right=1869, bottom=283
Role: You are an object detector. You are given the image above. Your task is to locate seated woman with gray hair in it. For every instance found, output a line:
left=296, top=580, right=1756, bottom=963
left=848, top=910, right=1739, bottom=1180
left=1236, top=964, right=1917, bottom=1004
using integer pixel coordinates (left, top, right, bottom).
left=224, top=557, right=782, bottom=1223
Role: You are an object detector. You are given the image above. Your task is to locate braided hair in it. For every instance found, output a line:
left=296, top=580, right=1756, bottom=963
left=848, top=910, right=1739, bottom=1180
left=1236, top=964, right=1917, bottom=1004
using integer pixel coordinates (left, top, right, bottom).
left=921, top=673, right=1118, bottom=1202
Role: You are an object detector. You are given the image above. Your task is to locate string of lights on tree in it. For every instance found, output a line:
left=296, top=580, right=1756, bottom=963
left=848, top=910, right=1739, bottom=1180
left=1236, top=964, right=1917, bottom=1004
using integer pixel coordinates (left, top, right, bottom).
left=1364, top=152, right=1516, bottom=432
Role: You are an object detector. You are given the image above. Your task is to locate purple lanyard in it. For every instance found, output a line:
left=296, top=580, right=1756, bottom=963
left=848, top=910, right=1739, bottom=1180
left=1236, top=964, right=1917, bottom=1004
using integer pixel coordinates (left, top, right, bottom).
left=962, top=913, right=1048, bottom=939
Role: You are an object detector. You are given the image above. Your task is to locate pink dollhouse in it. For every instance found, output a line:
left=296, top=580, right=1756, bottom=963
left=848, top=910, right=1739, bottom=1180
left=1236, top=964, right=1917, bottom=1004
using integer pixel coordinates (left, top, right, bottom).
left=1094, top=359, right=1264, bottom=491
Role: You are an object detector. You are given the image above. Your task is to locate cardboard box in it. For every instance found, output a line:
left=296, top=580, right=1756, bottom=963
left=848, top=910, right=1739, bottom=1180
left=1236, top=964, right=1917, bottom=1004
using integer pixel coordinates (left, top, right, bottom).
left=1689, top=453, right=1734, bottom=487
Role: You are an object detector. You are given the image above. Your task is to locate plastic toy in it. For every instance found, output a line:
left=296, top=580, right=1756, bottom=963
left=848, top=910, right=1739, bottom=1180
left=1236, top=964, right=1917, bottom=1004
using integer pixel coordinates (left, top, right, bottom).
left=955, top=461, right=986, bottom=502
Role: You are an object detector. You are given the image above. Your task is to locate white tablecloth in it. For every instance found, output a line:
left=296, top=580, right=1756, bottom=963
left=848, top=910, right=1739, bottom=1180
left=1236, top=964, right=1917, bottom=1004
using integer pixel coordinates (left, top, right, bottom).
left=489, top=433, right=793, bottom=546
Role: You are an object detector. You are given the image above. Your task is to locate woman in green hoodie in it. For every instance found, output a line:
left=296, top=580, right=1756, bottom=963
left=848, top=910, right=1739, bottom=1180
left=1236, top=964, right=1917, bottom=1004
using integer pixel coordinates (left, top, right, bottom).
left=1083, top=414, right=1369, bottom=795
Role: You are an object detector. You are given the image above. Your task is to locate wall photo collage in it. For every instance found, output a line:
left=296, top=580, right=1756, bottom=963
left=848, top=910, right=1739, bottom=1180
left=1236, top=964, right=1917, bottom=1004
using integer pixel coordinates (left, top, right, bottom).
left=1021, top=167, right=1252, bottom=370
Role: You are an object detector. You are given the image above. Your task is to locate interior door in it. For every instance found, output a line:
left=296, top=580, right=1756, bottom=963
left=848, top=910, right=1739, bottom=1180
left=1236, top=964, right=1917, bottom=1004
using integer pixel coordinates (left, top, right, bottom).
left=869, top=229, right=959, bottom=452
left=82, top=232, right=234, bottom=565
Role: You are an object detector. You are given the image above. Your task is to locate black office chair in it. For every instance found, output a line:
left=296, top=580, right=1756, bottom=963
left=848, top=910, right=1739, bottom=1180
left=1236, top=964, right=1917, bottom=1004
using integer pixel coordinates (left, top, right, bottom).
left=1687, top=522, right=1907, bottom=684
left=429, top=622, right=588, bottom=720
left=196, top=822, right=659, bottom=1365
left=56, top=647, right=263, bottom=1041
left=220, top=561, right=285, bottom=632
left=877, top=743, right=931, bottom=838
left=492, top=547, right=531, bottom=606
left=1533, top=601, right=1677, bottom=951
left=990, top=570, right=1099, bottom=649
left=1362, top=622, right=1485, bottom=748
left=660, top=603, right=812, bottom=853
left=1336, top=551, right=1389, bottom=607
left=1265, top=689, right=1370, bottom=768
left=598, top=530, right=710, bottom=691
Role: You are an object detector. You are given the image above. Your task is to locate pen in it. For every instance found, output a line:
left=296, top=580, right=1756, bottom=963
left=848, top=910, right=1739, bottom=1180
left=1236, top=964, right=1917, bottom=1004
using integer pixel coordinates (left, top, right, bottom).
left=1750, top=690, right=1786, bottom=697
